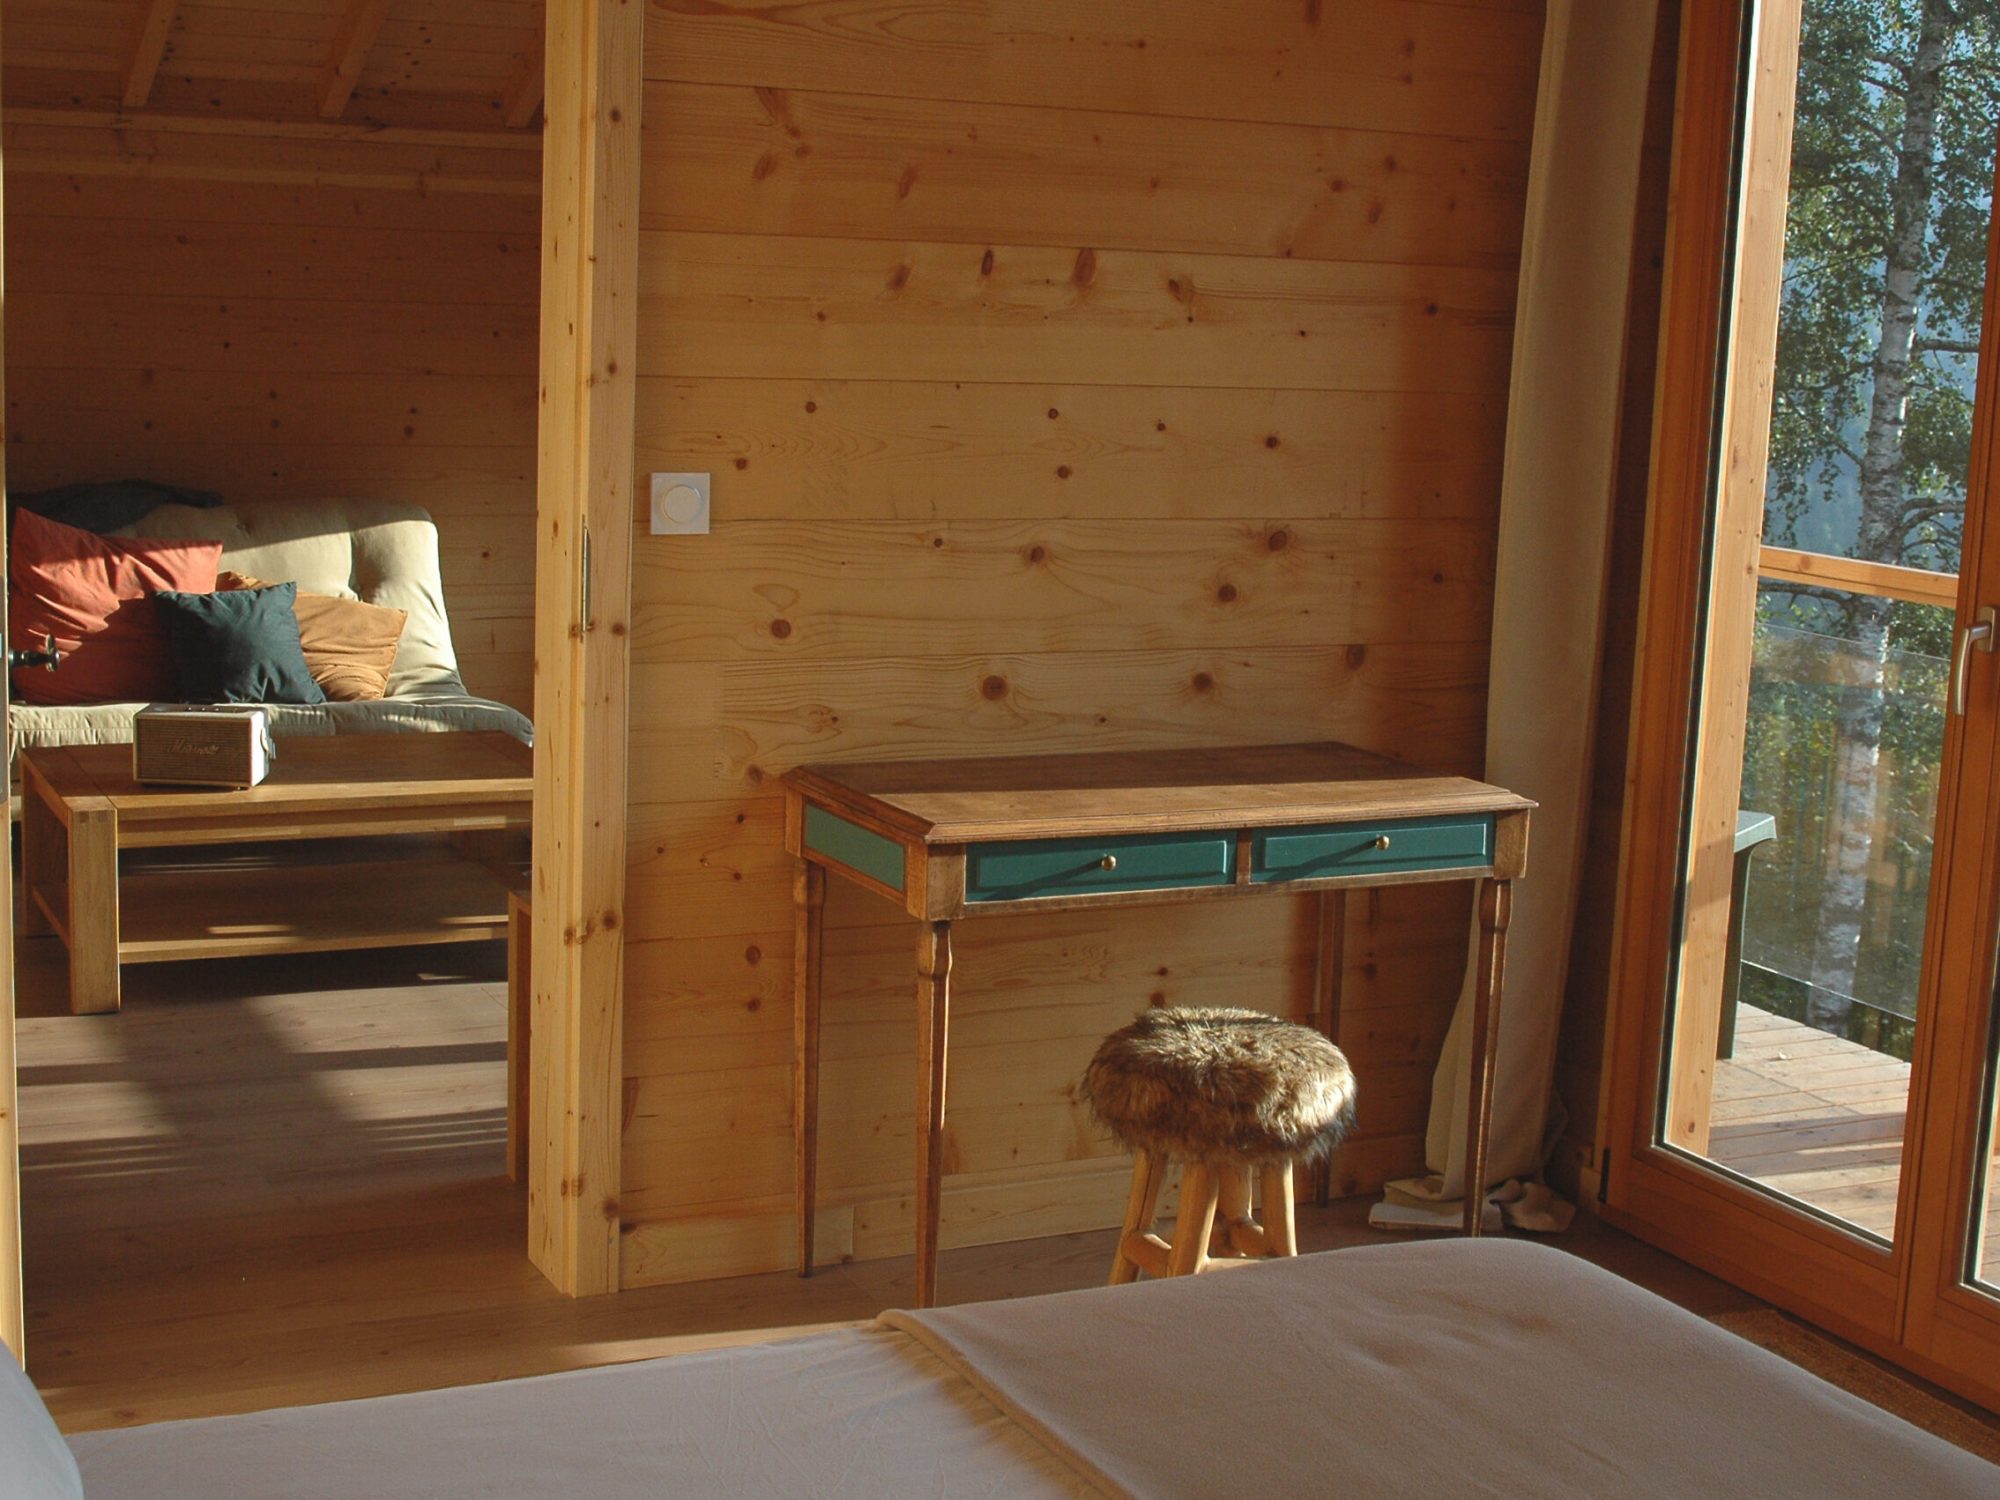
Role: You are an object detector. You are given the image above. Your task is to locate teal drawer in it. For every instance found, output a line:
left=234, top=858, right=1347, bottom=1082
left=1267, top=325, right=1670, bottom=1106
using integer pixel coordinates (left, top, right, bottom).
left=804, top=804, right=906, bottom=893
left=1252, top=815, right=1493, bottom=883
left=967, top=831, right=1235, bottom=903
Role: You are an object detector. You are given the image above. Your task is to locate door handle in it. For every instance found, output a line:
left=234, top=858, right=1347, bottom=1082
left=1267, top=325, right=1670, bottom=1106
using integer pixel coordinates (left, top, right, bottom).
left=5, top=633, right=62, bottom=673
left=1952, top=606, right=1995, bottom=717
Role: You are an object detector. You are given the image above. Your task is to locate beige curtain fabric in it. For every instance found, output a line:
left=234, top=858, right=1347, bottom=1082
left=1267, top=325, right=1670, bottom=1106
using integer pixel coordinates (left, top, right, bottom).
left=1387, top=0, right=1661, bottom=1217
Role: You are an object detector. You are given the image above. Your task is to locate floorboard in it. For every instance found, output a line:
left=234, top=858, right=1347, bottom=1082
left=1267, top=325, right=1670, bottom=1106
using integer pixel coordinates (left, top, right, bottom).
left=12, top=938, right=1997, bottom=1439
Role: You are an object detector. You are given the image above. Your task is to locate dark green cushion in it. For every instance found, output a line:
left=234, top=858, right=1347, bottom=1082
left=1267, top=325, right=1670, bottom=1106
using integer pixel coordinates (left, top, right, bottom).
left=152, top=582, right=327, bottom=706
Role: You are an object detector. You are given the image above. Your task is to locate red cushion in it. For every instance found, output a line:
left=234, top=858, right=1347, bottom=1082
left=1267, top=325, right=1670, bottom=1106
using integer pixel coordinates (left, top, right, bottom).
left=8, top=509, right=223, bottom=705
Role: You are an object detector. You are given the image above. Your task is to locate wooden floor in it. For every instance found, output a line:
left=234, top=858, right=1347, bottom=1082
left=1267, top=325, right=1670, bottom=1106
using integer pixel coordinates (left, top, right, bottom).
left=1709, top=1003, right=2000, bottom=1272
left=7, top=936, right=1988, bottom=1438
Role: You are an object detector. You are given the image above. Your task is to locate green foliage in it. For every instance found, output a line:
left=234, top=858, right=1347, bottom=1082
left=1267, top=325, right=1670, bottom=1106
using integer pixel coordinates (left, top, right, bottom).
left=1766, top=0, right=2000, bottom=576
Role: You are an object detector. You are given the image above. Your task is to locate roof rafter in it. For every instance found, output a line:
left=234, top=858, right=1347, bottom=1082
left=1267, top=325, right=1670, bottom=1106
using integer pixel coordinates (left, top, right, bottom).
left=316, top=0, right=394, bottom=120
left=501, top=31, right=546, bottom=130
left=122, top=0, right=179, bottom=110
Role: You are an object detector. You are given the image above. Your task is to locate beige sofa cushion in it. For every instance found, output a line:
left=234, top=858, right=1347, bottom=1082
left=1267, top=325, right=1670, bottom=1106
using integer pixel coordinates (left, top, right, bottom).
left=118, top=500, right=464, bottom=698
left=8, top=500, right=531, bottom=769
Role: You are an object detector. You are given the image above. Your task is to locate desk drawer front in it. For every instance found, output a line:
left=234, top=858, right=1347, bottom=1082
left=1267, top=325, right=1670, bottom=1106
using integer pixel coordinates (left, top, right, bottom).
left=967, top=832, right=1234, bottom=903
left=1253, top=815, right=1493, bottom=883
left=804, top=804, right=907, bottom=893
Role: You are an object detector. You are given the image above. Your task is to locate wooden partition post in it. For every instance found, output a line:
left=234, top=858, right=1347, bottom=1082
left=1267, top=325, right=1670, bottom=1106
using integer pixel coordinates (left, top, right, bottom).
left=528, top=0, right=643, bottom=1298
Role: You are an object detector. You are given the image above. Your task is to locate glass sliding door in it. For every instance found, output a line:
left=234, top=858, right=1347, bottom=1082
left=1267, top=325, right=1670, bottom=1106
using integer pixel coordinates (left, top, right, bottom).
left=1605, top=0, right=2000, bottom=1411
left=1659, top=0, right=1999, bottom=1245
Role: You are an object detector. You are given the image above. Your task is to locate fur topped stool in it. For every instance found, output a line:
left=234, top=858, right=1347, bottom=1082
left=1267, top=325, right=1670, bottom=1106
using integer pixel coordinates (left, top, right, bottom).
left=1081, top=1006, right=1357, bottom=1282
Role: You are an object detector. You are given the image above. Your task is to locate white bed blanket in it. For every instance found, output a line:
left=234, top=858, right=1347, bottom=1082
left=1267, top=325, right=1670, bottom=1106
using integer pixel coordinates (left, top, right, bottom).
left=68, top=1327, right=1093, bottom=1500
left=66, top=1239, right=1999, bottom=1499
left=887, top=1238, right=1999, bottom=1499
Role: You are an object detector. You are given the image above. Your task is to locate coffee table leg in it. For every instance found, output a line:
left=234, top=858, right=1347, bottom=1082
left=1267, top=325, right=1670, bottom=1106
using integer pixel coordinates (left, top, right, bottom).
left=914, top=919, right=953, bottom=1308
left=1462, top=878, right=1512, bottom=1236
left=18, top=777, right=61, bottom=939
left=66, top=805, right=121, bottom=1015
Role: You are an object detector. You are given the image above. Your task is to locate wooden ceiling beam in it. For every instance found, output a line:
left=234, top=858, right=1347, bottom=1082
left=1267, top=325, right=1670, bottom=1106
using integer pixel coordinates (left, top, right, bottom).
left=501, top=32, right=546, bottom=130
left=316, top=0, right=393, bottom=120
left=122, top=0, right=179, bottom=110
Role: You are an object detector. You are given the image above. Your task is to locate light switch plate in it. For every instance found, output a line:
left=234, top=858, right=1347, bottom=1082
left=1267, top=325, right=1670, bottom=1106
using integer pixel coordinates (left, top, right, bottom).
left=649, top=472, right=711, bottom=535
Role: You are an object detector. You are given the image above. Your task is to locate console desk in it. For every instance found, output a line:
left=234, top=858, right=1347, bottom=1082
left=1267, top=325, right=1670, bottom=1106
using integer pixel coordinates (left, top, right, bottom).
left=782, top=741, right=1534, bottom=1307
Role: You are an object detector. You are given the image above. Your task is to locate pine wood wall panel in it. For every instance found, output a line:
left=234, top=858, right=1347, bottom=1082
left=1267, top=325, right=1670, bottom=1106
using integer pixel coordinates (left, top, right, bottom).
left=637, top=381, right=1505, bottom=524
left=645, top=0, right=1543, bottom=139
left=623, top=0, right=1543, bottom=1286
left=642, top=82, right=1531, bottom=268
left=1, top=121, right=542, bottom=711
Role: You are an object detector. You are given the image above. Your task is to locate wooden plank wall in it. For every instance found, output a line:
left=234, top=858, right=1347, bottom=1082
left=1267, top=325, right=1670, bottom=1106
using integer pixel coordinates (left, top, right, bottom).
left=0, top=113, right=543, bottom=712
left=621, top=0, right=1546, bottom=1285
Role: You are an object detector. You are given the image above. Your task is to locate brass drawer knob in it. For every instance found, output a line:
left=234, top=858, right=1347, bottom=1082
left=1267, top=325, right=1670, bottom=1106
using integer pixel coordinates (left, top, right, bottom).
left=1373, top=834, right=1392, bottom=851
left=1099, top=854, right=1119, bottom=871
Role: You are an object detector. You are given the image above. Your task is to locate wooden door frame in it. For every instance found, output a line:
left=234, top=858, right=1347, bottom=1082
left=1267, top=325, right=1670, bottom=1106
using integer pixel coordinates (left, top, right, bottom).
left=0, top=10, right=22, bottom=1359
left=1596, top=0, right=1907, bottom=1352
left=1896, top=140, right=2000, bottom=1409
left=526, top=0, right=643, bottom=1298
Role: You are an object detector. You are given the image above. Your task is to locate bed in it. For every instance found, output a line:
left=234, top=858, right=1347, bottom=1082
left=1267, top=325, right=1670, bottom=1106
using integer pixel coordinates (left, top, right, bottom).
left=14, top=1240, right=1997, bottom=1498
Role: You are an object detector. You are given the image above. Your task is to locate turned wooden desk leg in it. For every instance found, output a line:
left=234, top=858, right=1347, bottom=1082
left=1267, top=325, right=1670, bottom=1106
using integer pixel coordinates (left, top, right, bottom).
left=1311, top=889, right=1347, bottom=1208
left=1462, top=878, right=1513, bottom=1237
left=66, top=805, right=121, bottom=1016
left=914, top=919, right=953, bottom=1308
left=793, top=862, right=826, bottom=1277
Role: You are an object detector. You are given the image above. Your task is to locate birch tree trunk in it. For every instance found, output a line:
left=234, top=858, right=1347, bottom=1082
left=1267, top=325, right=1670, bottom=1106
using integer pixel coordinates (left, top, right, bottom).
left=1807, top=0, right=1954, bottom=1010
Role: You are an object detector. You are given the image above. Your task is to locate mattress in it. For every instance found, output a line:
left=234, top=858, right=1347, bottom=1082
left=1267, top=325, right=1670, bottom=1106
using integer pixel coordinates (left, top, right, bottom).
left=68, top=1240, right=1999, bottom=1499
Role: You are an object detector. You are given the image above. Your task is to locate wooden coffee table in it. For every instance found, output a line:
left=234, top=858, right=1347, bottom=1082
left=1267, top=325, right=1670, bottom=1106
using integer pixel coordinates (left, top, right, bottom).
left=18, top=732, right=532, bottom=1014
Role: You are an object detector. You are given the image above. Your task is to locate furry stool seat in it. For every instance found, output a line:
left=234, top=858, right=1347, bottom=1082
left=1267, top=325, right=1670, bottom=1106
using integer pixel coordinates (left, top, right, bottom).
left=1081, top=1006, right=1357, bottom=1282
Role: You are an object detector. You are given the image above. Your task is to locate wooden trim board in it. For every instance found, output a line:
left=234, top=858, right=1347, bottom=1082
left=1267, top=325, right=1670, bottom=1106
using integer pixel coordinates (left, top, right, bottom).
left=528, top=0, right=643, bottom=1299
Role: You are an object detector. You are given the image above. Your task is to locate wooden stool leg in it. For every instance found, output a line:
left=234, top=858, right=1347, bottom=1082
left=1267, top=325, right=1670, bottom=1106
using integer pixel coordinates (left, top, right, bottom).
left=1168, top=1163, right=1220, bottom=1277
left=1260, top=1162, right=1297, bottom=1258
left=1213, top=1164, right=1253, bottom=1257
left=1110, top=1149, right=1167, bottom=1285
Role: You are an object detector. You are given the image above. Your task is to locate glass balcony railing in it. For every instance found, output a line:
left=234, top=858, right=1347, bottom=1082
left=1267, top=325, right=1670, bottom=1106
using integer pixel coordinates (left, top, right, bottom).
left=1735, top=599, right=1948, bottom=1062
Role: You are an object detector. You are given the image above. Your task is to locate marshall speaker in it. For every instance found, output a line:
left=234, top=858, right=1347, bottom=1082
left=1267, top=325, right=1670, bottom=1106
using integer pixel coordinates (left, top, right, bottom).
left=132, top=705, right=276, bottom=789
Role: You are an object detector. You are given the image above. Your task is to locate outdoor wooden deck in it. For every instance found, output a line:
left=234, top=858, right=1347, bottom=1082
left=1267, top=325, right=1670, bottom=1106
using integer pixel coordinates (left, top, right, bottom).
left=1709, top=1003, right=1999, bottom=1274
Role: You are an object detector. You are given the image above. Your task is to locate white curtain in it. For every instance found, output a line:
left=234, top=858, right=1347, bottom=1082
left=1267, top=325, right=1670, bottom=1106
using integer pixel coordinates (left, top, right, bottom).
left=1384, top=0, right=1662, bottom=1223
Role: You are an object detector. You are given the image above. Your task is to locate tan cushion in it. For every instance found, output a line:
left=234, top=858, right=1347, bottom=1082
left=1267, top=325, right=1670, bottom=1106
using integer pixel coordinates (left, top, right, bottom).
left=120, top=500, right=463, bottom=696
left=219, top=571, right=406, bottom=702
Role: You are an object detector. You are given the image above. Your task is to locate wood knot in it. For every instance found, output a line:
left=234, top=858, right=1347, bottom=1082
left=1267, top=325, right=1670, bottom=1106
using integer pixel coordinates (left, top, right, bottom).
left=1346, top=644, right=1368, bottom=669
left=1265, top=434, right=1281, bottom=449
left=981, top=675, right=1009, bottom=701
left=745, top=945, right=762, bottom=965
left=1267, top=529, right=1290, bottom=551
left=1055, top=464, right=1072, bottom=479
left=1072, top=247, right=1098, bottom=287
left=770, top=618, right=793, bottom=639
left=1216, top=583, right=1238, bottom=604
left=1191, top=672, right=1214, bottom=693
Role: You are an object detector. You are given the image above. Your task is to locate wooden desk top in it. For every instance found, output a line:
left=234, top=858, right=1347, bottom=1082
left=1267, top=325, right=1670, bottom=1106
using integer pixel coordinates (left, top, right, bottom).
left=784, top=741, right=1534, bottom=844
left=27, top=731, right=532, bottom=817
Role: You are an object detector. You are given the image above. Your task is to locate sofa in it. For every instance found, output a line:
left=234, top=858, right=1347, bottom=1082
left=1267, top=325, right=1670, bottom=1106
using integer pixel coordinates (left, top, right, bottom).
left=8, top=499, right=531, bottom=765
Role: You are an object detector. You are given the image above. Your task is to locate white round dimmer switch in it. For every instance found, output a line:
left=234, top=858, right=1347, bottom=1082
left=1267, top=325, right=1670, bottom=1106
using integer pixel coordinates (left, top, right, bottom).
left=663, top=484, right=703, bottom=525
